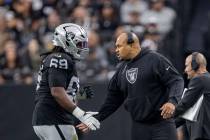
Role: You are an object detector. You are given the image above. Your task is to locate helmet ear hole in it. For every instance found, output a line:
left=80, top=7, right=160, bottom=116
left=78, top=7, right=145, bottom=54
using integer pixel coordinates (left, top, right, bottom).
left=74, top=39, right=78, bottom=44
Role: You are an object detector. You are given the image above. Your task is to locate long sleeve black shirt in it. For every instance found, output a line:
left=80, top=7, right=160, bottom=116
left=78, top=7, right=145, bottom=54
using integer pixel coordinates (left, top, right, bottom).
left=96, top=48, right=184, bottom=123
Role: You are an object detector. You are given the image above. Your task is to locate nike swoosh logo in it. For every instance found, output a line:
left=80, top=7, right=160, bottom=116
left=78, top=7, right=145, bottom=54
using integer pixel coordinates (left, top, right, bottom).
left=166, top=66, right=170, bottom=71
left=188, top=87, right=195, bottom=90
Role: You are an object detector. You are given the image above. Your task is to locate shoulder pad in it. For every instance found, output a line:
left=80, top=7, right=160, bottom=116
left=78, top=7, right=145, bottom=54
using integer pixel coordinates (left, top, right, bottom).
left=44, top=53, right=74, bottom=70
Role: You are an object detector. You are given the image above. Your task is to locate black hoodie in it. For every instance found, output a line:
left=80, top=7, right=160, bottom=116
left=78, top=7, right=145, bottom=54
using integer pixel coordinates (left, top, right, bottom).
left=96, top=48, right=184, bottom=123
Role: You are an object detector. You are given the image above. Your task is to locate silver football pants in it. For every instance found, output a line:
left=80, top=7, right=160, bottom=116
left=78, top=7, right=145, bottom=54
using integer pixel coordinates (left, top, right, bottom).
left=33, top=125, right=78, bottom=140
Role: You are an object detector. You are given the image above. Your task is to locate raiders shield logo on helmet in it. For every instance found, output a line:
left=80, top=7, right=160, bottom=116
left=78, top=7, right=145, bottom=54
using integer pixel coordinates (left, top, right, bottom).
left=126, top=68, right=138, bottom=84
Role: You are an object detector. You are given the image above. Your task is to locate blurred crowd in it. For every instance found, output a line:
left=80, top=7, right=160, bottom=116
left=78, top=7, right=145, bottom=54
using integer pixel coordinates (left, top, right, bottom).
left=0, top=0, right=178, bottom=85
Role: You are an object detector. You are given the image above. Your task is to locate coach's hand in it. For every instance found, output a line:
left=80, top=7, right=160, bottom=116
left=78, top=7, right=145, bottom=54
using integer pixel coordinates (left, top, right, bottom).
left=73, top=107, right=100, bottom=131
left=76, top=123, right=90, bottom=133
left=160, top=102, right=175, bottom=119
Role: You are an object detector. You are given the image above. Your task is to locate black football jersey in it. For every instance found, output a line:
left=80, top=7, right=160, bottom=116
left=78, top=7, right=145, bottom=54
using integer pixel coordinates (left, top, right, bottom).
left=32, top=52, right=79, bottom=125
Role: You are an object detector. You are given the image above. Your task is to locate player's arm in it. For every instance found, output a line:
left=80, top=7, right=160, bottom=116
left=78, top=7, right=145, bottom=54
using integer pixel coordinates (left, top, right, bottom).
left=47, top=58, right=76, bottom=111
left=49, top=68, right=99, bottom=130
left=47, top=57, right=100, bottom=130
left=51, top=86, right=76, bottom=112
left=77, top=72, right=125, bottom=132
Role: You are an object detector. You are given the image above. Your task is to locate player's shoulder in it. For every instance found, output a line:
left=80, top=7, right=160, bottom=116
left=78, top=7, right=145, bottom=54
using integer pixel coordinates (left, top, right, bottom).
left=44, top=52, right=74, bottom=70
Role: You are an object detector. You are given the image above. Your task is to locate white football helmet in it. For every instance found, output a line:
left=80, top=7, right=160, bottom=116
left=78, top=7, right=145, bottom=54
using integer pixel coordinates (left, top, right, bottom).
left=52, top=23, right=89, bottom=59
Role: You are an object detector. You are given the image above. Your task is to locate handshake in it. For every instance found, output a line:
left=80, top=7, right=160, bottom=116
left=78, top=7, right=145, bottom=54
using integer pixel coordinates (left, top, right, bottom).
left=73, top=107, right=100, bottom=132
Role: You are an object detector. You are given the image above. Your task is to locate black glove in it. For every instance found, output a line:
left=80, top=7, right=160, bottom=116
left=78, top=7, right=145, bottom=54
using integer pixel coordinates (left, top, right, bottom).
left=80, top=85, right=94, bottom=99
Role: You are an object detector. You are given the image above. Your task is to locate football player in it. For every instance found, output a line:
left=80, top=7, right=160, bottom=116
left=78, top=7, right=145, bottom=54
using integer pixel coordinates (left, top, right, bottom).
left=32, top=23, right=100, bottom=140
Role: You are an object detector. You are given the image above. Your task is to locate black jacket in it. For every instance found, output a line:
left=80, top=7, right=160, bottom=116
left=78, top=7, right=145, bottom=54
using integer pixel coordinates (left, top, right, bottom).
left=96, top=48, right=184, bottom=123
left=174, top=72, right=210, bottom=140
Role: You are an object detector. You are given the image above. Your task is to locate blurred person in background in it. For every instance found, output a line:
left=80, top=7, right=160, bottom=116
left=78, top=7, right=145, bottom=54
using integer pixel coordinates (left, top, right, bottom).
left=141, top=0, right=176, bottom=38
left=32, top=23, right=100, bottom=140
left=10, top=0, right=33, bottom=46
left=77, top=0, right=98, bottom=15
left=0, top=40, right=22, bottom=84
left=20, top=38, right=42, bottom=72
left=76, top=0, right=99, bottom=30
left=11, top=0, right=32, bottom=19
left=69, top=6, right=91, bottom=28
left=42, top=9, right=61, bottom=40
left=0, top=8, right=11, bottom=54
left=122, top=9, right=145, bottom=39
left=98, top=1, right=120, bottom=43
left=141, top=27, right=161, bottom=51
left=27, top=15, right=44, bottom=45
left=77, top=32, right=184, bottom=140
left=38, top=9, right=61, bottom=54
left=103, top=25, right=126, bottom=71
left=6, top=10, right=24, bottom=46
left=120, top=0, right=148, bottom=23
left=76, top=30, right=109, bottom=83
left=20, top=38, right=42, bottom=84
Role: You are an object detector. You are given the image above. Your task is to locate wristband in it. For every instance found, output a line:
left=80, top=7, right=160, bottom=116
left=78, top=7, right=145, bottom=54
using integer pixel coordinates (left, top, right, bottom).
left=72, top=107, right=85, bottom=119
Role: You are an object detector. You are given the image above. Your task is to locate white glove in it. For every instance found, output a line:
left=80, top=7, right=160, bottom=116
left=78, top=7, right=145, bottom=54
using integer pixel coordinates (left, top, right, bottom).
left=72, top=107, right=100, bottom=130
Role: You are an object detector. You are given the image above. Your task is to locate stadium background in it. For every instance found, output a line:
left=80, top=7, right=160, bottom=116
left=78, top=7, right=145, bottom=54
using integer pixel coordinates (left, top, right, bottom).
left=0, top=0, right=209, bottom=140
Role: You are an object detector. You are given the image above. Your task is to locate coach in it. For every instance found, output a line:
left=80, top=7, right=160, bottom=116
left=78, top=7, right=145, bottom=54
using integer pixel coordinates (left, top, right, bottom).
left=173, top=52, right=210, bottom=140
left=78, top=32, right=184, bottom=140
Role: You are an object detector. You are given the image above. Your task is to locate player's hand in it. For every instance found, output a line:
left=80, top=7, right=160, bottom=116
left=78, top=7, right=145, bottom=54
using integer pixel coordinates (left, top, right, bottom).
left=79, top=111, right=100, bottom=130
left=160, top=102, right=175, bottom=119
left=73, top=107, right=100, bottom=131
left=80, top=85, right=94, bottom=99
